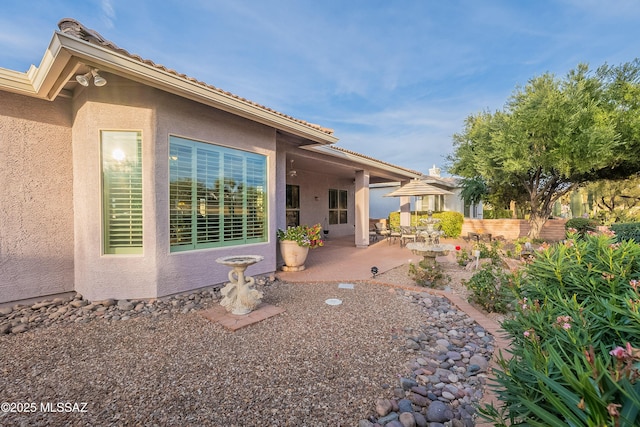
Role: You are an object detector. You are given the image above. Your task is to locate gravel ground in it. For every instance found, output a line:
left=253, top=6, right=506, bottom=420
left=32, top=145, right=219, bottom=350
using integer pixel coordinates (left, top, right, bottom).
left=0, top=260, right=499, bottom=427
left=1, top=280, right=432, bottom=426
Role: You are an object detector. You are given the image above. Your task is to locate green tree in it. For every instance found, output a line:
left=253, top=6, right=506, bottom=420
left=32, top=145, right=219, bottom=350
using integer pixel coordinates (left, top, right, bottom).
left=448, top=61, right=640, bottom=238
left=458, top=176, right=487, bottom=206
left=587, top=176, right=640, bottom=224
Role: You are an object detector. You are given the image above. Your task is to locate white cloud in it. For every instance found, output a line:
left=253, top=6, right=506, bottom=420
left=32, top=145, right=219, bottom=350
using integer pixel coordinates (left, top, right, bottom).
left=100, top=0, right=116, bottom=28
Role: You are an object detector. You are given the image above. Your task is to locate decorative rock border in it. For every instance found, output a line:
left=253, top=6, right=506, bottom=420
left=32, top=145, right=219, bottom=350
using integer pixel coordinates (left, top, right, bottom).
left=0, top=276, right=276, bottom=335
left=359, top=289, right=496, bottom=427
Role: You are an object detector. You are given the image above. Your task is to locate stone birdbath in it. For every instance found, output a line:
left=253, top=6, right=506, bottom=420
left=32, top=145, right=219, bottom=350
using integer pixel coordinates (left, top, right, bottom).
left=216, top=255, right=264, bottom=315
left=406, top=242, right=455, bottom=267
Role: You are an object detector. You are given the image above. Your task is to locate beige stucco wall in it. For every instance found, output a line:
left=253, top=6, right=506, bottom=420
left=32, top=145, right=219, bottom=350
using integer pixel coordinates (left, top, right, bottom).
left=445, top=190, right=465, bottom=216
left=153, top=89, right=277, bottom=297
left=72, top=75, right=277, bottom=301
left=287, top=168, right=356, bottom=238
left=72, top=77, right=158, bottom=301
left=2, top=71, right=372, bottom=304
left=0, top=92, right=74, bottom=303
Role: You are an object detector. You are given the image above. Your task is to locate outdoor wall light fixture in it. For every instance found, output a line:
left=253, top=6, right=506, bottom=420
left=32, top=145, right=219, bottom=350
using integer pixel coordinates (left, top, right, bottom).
left=287, top=160, right=297, bottom=177
left=75, top=69, right=107, bottom=87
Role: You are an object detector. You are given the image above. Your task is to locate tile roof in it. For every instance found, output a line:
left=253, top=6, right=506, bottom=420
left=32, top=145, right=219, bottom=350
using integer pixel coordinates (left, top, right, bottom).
left=57, top=18, right=334, bottom=136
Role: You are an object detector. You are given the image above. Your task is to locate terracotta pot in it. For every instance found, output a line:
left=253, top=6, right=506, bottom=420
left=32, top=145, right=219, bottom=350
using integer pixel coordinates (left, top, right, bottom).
left=279, top=240, right=309, bottom=271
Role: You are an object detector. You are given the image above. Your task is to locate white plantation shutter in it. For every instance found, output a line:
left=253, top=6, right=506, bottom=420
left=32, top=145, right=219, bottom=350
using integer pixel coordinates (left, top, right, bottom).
left=169, top=136, right=267, bottom=251
left=102, top=131, right=143, bottom=254
left=223, top=152, right=244, bottom=242
left=246, top=157, right=266, bottom=239
left=196, top=147, right=221, bottom=244
left=169, top=143, right=193, bottom=248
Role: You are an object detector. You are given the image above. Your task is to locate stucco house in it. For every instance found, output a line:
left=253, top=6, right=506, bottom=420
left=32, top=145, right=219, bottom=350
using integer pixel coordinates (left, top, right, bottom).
left=0, top=19, right=423, bottom=305
left=370, top=165, right=484, bottom=222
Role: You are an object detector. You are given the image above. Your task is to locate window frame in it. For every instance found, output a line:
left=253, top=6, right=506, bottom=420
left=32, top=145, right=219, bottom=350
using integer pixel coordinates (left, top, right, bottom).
left=328, top=188, right=348, bottom=224
left=169, top=135, right=268, bottom=252
left=101, top=130, right=143, bottom=255
left=286, top=184, right=300, bottom=227
left=421, top=194, right=445, bottom=212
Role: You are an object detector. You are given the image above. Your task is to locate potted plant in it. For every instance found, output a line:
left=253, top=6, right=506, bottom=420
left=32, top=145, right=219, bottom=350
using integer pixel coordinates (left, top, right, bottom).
left=277, top=223, right=324, bottom=271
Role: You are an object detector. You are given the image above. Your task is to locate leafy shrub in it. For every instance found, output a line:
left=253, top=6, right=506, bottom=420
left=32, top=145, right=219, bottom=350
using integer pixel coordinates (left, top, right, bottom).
left=565, top=217, right=598, bottom=238
left=483, top=209, right=514, bottom=219
left=462, top=264, right=516, bottom=313
left=611, top=222, right=640, bottom=243
left=456, top=248, right=471, bottom=266
left=388, top=211, right=463, bottom=237
left=480, top=233, right=640, bottom=427
left=475, top=240, right=502, bottom=263
left=408, top=261, right=450, bottom=288
left=433, top=211, right=463, bottom=237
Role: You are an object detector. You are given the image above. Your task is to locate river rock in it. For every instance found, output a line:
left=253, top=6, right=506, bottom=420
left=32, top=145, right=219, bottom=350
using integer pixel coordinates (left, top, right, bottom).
left=367, top=289, right=497, bottom=426
left=377, top=411, right=399, bottom=425
left=426, top=401, right=451, bottom=423
left=400, top=377, right=418, bottom=390
left=469, top=355, right=489, bottom=371
left=11, top=323, right=29, bottom=334
left=376, top=398, right=393, bottom=417
left=117, top=300, right=134, bottom=311
left=397, top=398, right=413, bottom=413
left=70, top=299, right=88, bottom=308
left=398, top=412, right=416, bottom=427
left=413, top=412, right=427, bottom=427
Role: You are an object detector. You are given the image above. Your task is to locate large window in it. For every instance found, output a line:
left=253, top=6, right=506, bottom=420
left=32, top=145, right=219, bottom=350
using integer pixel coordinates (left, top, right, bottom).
left=102, top=131, right=143, bottom=254
left=169, top=136, right=267, bottom=251
left=328, top=189, right=348, bottom=224
left=420, top=194, right=445, bottom=211
left=286, top=184, right=300, bottom=227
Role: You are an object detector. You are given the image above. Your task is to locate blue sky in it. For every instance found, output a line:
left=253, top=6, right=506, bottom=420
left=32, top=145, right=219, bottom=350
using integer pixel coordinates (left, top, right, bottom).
left=1, top=1, right=639, bottom=174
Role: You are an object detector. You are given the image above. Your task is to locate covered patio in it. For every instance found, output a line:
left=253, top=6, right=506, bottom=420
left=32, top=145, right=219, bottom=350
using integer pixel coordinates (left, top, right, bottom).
left=275, top=234, right=464, bottom=283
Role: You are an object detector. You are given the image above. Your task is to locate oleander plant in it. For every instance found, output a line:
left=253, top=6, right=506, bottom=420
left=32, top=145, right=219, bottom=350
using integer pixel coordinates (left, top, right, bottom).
left=480, top=229, right=640, bottom=426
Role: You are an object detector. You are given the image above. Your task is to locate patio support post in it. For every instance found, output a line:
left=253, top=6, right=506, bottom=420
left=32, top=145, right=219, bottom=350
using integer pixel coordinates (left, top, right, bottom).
left=399, top=200, right=411, bottom=227
left=397, top=179, right=411, bottom=227
left=354, top=169, right=370, bottom=248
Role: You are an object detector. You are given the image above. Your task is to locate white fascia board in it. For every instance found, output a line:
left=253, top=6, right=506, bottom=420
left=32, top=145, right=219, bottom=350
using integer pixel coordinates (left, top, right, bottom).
left=1, top=35, right=83, bottom=99
left=301, top=144, right=422, bottom=180
left=370, top=182, right=401, bottom=188
left=54, top=33, right=338, bottom=145
left=0, top=67, right=36, bottom=94
left=0, top=46, right=60, bottom=96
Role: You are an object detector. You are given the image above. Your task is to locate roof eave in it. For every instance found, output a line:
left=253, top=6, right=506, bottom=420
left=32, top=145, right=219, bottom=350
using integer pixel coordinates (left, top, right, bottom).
left=1, top=32, right=338, bottom=145
left=302, top=144, right=423, bottom=180
left=0, top=35, right=76, bottom=99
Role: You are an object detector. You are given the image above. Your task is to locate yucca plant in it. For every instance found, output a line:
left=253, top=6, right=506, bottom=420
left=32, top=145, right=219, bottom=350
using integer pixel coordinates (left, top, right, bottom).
left=480, top=230, right=640, bottom=426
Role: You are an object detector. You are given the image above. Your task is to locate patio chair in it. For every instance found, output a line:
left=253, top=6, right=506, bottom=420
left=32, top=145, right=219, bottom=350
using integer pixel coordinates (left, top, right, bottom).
left=388, top=226, right=401, bottom=245
left=374, top=223, right=390, bottom=241
left=369, top=226, right=378, bottom=242
left=399, top=226, right=417, bottom=248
